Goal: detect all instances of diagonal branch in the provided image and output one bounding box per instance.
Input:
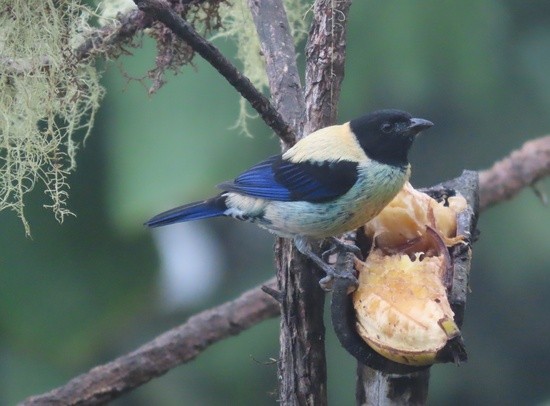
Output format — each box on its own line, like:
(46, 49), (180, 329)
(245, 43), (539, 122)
(133, 0), (294, 144)
(479, 135), (550, 211)
(20, 278), (279, 406)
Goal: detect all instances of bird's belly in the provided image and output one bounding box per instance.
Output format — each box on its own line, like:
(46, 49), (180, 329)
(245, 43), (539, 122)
(262, 164), (409, 239)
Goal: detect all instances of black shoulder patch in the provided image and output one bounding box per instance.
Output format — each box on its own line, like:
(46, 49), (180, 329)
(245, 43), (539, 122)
(218, 155), (358, 203)
(273, 158), (358, 202)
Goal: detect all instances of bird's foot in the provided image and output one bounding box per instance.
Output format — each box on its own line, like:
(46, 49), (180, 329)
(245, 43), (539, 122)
(294, 237), (359, 291)
(322, 237), (363, 262)
(318, 268), (358, 291)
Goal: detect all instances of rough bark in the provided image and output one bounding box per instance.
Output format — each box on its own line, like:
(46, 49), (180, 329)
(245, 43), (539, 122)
(247, 0), (306, 144)
(479, 135), (550, 210)
(304, 0), (353, 129)
(261, 1), (355, 404)
(356, 367), (430, 406)
(247, 0), (330, 404)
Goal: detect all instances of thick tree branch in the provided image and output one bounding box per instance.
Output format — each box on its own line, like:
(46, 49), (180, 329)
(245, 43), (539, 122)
(247, 1), (330, 405)
(247, 0), (306, 145)
(267, 1), (355, 404)
(479, 135), (550, 211)
(20, 278), (278, 406)
(249, 0), (355, 404)
(304, 0), (353, 128)
(133, 0), (294, 144)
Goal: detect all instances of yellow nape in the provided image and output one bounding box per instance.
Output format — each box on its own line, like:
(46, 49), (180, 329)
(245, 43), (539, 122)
(283, 122), (368, 163)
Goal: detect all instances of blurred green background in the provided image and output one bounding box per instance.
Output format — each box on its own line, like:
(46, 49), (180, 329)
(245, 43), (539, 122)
(2, 1), (550, 404)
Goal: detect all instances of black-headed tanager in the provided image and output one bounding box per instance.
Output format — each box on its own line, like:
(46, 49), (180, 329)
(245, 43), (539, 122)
(146, 109), (433, 282)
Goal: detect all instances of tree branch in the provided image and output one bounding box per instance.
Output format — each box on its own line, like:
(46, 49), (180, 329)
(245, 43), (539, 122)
(133, 0), (294, 144)
(75, 8), (153, 61)
(248, 0), (355, 404)
(247, 0), (306, 145)
(271, 1), (354, 404)
(246, 1), (332, 404)
(304, 0), (353, 129)
(77, 1), (218, 62)
(479, 135), (550, 211)
(20, 278), (279, 406)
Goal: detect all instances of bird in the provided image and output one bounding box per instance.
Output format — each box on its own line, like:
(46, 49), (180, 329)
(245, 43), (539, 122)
(145, 109), (433, 284)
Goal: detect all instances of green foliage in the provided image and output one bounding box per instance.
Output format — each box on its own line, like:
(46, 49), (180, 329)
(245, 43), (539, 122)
(0, 0), (104, 235)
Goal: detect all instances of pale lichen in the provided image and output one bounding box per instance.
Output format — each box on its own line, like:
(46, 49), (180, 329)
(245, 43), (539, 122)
(0, 0), (104, 235)
(97, 0), (136, 25)
(213, 0), (311, 136)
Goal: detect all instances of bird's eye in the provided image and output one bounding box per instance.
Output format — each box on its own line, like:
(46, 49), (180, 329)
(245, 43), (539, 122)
(381, 123), (393, 133)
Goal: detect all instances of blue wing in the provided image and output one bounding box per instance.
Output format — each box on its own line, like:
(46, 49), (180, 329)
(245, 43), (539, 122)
(218, 155), (358, 203)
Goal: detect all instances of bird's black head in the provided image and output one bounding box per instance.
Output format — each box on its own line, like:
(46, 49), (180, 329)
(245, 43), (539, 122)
(350, 109), (433, 167)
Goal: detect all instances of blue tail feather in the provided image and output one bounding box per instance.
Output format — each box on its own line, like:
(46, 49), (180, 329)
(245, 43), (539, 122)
(145, 196), (227, 228)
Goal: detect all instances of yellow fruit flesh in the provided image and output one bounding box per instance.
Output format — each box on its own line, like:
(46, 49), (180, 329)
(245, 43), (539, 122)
(353, 183), (467, 366)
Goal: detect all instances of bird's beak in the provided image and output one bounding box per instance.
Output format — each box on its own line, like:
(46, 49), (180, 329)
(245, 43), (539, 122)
(408, 118), (434, 133)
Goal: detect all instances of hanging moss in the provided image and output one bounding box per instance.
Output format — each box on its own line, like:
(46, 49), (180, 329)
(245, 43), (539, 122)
(0, 0), (104, 235)
(212, 0), (311, 136)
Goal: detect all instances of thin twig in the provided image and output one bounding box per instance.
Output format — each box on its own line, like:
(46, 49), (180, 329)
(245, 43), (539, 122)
(20, 278), (278, 406)
(76, 2), (216, 61)
(133, 0), (294, 144)
(479, 135), (550, 211)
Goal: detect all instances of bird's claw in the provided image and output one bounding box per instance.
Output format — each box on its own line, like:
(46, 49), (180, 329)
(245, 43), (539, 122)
(293, 236), (360, 291)
(316, 259), (358, 291)
(319, 269), (358, 291)
(319, 274), (334, 291)
(321, 245), (337, 262)
(323, 237), (364, 261)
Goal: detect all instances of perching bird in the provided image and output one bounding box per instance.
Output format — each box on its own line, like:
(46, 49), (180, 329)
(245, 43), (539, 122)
(146, 109), (433, 282)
